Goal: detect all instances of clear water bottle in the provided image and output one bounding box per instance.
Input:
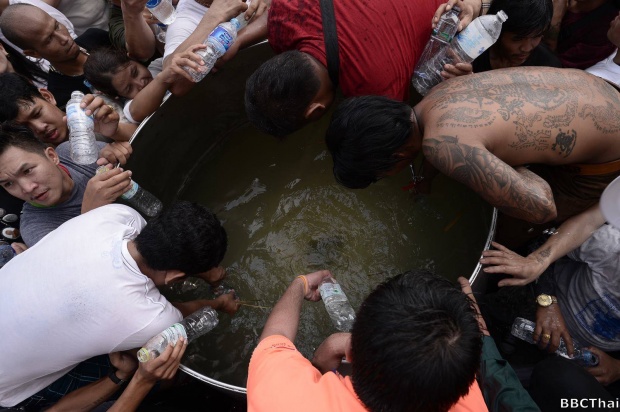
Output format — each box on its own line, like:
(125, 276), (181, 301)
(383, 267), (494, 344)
(146, 0), (176, 25)
(96, 166), (163, 217)
(154, 23), (167, 43)
(66, 91), (98, 165)
(511, 317), (599, 367)
(319, 277), (356, 332)
(414, 11), (507, 95)
(137, 306), (218, 362)
(412, 6), (460, 96)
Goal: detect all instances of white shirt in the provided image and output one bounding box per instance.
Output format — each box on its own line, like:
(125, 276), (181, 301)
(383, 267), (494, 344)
(0, 205), (182, 407)
(164, 0), (208, 60)
(586, 49), (620, 89)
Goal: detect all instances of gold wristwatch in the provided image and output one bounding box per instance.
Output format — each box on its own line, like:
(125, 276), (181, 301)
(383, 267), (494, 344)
(536, 294), (557, 307)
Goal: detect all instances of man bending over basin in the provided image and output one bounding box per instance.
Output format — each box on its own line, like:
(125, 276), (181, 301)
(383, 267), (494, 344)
(326, 67), (620, 226)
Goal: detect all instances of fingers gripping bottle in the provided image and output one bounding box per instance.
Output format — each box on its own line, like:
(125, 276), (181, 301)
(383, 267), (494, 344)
(319, 277), (356, 332)
(510, 317), (599, 367)
(146, 0), (176, 25)
(413, 11), (508, 95)
(184, 3), (251, 82)
(96, 166), (163, 217)
(138, 306), (219, 362)
(412, 6), (461, 96)
(67, 91), (98, 165)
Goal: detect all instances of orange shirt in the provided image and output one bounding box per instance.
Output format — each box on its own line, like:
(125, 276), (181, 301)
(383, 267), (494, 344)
(247, 335), (488, 412)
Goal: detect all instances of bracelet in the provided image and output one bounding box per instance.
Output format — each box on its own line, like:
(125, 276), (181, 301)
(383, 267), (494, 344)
(296, 275), (309, 295)
(107, 367), (128, 386)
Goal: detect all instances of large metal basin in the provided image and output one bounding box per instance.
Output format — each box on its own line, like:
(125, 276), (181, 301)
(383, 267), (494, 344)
(125, 41), (496, 396)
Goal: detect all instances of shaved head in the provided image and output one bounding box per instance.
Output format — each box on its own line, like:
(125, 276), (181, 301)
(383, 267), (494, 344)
(0, 4), (49, 50)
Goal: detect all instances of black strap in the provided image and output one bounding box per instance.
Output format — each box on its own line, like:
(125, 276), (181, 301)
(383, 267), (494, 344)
(319, 0), (340, 88)
(559, 2), (617, 43)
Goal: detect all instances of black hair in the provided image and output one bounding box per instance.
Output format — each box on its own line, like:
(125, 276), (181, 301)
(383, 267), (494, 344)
(325, 96), (413, 189)
(350, 270), (483, 412)
(1, 40), (47, 85)
(84, 47), (132, 98)
(0, 123), (48, 158)
(135, 201), (228, 276)
(0, 4), (40, 50)
(489, 0), (553, 38)
(0, 72), (44, 123)
(245, 50), (321, 137)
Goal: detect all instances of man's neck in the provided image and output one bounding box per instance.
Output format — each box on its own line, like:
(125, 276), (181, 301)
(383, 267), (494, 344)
(51, 52), (88, 76)
(56, 164), (75, 204)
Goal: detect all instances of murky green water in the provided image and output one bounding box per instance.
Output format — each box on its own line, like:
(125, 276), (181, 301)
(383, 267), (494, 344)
(165, 121), (492, 387)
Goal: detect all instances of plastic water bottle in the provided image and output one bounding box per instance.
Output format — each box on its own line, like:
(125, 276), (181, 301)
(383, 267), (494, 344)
(412, 6), (460, 96)
(155, 23), (167, 43)
(414, 11), (507, 95)
(146, 0), (176, 25)
(96, 166), (163, 217)
(319, 277), (356, 332)
(184, 4), (250, 82)
(137, 306), (218, 362)
(511, 317), (599, 367)
(66, 91), (98, 164)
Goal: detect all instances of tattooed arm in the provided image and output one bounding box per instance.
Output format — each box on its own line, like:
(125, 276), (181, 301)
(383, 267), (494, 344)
(422, 136), (557, 223)
(480, 205), (605, 286)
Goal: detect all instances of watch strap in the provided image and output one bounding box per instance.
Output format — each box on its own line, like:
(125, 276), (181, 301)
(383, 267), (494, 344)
(108, 368), (126, 386)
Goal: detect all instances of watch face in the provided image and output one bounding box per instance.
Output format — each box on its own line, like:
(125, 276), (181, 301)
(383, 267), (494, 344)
(537, 294), (552, 307)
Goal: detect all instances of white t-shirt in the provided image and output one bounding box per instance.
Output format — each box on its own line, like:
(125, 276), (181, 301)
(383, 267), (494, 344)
(163, 0), (208, 60)
(0, 204), (182, 407)
(586, 49), (620, 89)
(55, 0), (109, 36)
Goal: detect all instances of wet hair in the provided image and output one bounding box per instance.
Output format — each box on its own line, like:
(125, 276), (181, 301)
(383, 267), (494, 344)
(1, 40), (47, 85)
(84, 47), (132, 98)
(0, 72), (44, 123)
(488, 0), (553, 38)
(350, 270), (483, 412)
(325, 96), (413, 189)
(135, 201), (228, 276)
(0, 4), (42, 50)
(0, 124), (47, 158)
(245, 50), (321, 137)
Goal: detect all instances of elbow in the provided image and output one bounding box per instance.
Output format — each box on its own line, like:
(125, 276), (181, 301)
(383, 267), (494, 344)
(530, 202), (558, 225)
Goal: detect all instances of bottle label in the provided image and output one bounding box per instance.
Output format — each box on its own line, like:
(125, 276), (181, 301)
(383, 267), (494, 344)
(160, 323), (188, 344)
(146, 0), (161, 8)
(320, 283), (344, 299)
(455, 21), (488, 59)
(210, 25), (235, 52)
(121, 180), (138, 200)
(66, 103), (94, 127)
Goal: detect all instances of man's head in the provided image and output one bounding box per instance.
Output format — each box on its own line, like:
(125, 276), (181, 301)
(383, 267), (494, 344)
(350, 270), (482, 412)
(0, 73), (67, 144)
(489, 0), (553, 66)
(245, 50), (333, 137)
(0, 4), (80, 65)
(135, 201), (228, 282)
(325, 96), (416, 189)
(0, 125), (73, 206)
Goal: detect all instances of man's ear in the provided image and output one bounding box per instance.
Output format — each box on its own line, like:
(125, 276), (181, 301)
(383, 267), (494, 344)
(44, 147), (60, 165)
(22, 49), (41, 59)
(164, 269), (186, 285)
(39, 89), (57, 106)
(304, 102), (327, 121)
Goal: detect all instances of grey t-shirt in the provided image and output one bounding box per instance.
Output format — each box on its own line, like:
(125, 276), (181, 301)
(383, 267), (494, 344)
(554, 224), (620, 351)
(19, 141), (106, 246)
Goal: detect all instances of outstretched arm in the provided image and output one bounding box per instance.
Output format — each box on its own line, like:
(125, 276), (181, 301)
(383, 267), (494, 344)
(480, 205), (605, 286)
(422, 136), (557, 224)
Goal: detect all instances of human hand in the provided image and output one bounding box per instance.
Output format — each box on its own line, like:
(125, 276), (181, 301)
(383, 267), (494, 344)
(10, 242), (27, 254)
(534, 304), (573, 355)
(161, 44), (208, 83)
(209, 0), (248, 24)
(243, 0), (268, 21)
(214, 291), (241, 315)
(586, 347), (620, 385)
(199, 266), (227, 286)
(458, 276), (489, 336)
(312, 332), (351, 374)
(121, 0), (148, 16)
(78, 94), (120, 138)
(298, 270), (333, 301)
(480, 241), (548, 287)
(441, 62), (473, 79)
(82, 166), (133, 213)
(134, 338), (187, 384)
(109, 351), (139, 381)
(432, 0), (480, 32)
(97, 142), (133, 166)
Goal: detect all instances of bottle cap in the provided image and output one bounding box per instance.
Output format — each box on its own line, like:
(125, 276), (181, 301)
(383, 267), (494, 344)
(601, 175), (620, 229)
(496, 10), (508, 22)
(137, 348), (151, 363)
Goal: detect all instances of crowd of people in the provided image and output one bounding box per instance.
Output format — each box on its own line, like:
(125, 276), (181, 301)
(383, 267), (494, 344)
(0, 0), (619, 410)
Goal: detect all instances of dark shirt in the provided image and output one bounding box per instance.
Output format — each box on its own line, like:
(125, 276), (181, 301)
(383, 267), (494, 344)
(47, 28), (111, 109)
(472, 43), (562, 73)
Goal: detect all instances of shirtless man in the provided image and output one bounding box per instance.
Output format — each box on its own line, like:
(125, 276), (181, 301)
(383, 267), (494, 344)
(326, 67), (620, 225)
